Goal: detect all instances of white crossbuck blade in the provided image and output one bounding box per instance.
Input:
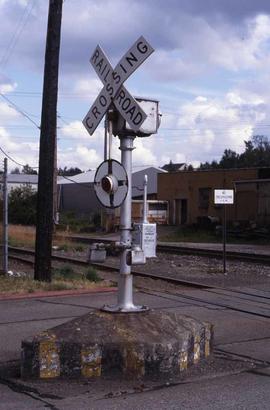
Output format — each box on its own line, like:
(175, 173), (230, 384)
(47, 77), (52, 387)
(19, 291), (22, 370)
(83, 36), (154, 135)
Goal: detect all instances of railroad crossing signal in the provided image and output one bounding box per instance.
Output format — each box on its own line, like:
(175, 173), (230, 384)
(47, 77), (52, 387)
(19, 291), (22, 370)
(83, 36), (154, 135)
(82, 36), (156, 312)
(94, 159), (128, 208)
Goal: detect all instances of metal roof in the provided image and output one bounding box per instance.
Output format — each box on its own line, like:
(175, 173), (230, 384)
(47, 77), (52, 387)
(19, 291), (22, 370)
(58, 166), (166, 185)
(57, 170), (96, 185)
(7, 174), (38, 184)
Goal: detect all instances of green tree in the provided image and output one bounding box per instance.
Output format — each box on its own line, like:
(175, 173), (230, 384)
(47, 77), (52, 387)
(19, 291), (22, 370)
(238, 135), (270, 168)
(22, 164), (38, 175)
(219, 149), (239, 169)
(8, 185), (37, 225)
(199, 135), (270, 169)
(58, 166), (83, 176)
(10, 167), (20, 174)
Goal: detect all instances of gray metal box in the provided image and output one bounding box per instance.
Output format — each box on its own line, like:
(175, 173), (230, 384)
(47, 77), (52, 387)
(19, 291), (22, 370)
(132, 222), (157, 258)
(113, 97), (160, 137)
(88, 245), (106, 263)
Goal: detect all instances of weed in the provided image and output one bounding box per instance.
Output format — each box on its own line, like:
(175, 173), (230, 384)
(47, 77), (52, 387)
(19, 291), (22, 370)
(8, 224), (36, 248)
(74, 244), (84, 252)
(53, 265), (78, 280)
(57, 243), (69, 252)
(48, 282), (73, 291)
(85, 267), (102, 283)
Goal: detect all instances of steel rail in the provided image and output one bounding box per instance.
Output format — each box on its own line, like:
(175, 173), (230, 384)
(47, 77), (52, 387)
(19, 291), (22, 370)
(65, 235), (270, 265)
(8, 246), (270, 299)
(156, 244), (270, 265)
(8, 246), (270, 318)
(8, 246), (208, 289)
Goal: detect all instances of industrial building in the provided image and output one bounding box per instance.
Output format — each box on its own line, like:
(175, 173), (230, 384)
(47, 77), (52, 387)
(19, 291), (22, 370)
(157, 167), (270, 226)
(57, 166), (166, 221)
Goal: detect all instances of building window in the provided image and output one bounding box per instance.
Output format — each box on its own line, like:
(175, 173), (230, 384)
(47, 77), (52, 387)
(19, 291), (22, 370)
(198, 187), (211, 209)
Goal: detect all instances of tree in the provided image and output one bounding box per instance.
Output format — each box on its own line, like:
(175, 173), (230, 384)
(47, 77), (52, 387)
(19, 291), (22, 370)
(22, 164), (38, 175)
(199, 135), (270, 170)
(10, 167), (20, 174)
(8, 186), (37, 225)
(58, 166), (83, 176)
(238, 135), (270, 168)
(219, 149), (239, 169)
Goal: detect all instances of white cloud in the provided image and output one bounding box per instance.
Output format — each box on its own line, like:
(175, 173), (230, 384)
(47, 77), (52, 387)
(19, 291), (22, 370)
(2, 1), (270, 170)
(0, 126), (39, 170)
(73, 78), (102, 99)
(61, 120), (95, 140)
(58, 145), (102, 170)
(0, 82), (17, 94)
(133, 138), (158, 166)
(0, 102), (19, 120)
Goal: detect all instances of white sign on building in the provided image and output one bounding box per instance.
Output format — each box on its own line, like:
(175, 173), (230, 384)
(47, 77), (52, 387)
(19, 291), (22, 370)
(214, 189), (234, 205)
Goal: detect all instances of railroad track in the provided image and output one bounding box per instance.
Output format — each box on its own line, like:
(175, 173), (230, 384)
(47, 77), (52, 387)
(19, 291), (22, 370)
(67, 235), (270, 265)
(8, 246), (270, 318)
(156, 243), (270, 265)
(8, 246), (207, 289)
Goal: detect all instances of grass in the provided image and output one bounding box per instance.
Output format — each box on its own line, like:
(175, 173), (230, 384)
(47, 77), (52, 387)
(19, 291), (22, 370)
(8, 224), (36, 248)
(7, 224), (87, 253)
(85, 267), (102, 283)
(0, 263), (106, 295)
(157, 225), (269, 245)
(157, 226), (219, 243)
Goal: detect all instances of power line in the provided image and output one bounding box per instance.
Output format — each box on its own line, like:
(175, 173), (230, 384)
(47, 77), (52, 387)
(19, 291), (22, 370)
(0, 145), (38, 169)
(0, 93), (40, 129)
(0, 0), (35, 70)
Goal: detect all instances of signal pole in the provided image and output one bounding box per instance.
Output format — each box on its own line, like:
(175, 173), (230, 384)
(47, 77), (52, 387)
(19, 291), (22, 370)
(34, 0), (63, 282)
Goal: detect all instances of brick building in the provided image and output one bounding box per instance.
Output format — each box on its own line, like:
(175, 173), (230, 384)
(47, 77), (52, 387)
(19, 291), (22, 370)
(157, 167), (270, 226)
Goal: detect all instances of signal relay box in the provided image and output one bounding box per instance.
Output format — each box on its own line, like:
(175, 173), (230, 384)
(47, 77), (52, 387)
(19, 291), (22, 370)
(132, 222), (156, 258)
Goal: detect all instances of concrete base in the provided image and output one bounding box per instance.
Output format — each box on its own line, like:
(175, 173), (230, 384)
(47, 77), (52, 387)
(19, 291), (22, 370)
(21, 310), (213, 379)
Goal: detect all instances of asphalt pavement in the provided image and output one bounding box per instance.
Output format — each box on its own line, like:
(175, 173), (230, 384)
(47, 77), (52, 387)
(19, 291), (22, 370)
(0, 282), (270, 409)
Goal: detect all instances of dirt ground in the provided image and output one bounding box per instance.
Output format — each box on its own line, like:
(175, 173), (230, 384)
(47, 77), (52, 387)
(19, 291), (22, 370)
(8, 246), (270, 290)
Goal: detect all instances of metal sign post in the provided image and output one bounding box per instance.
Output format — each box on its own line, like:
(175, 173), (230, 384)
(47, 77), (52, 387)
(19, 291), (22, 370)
(83, 37), (158, 312)
(223, 204), (227, 274)
(214, 189), (234, 274)
(114, 135), (146, 312)
(143, 175), (148, 224)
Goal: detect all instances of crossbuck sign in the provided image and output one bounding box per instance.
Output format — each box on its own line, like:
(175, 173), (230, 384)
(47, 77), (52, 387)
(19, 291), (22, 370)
(83, 36), (154, 135)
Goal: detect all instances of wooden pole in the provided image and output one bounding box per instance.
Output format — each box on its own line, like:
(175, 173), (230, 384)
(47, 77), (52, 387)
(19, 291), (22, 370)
(34, 0), (63, 282)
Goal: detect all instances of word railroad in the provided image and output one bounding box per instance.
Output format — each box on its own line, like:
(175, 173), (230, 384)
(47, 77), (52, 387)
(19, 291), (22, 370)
(83, 36), (154, 135)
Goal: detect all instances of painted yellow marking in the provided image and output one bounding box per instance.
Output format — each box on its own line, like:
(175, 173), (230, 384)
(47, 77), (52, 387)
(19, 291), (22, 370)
(179, 350), (188, 371)
(81, 346), (101, 378)
(123, 346), (145, 377)
(194, 335), (200, 364)
(39, 336), (60, 379)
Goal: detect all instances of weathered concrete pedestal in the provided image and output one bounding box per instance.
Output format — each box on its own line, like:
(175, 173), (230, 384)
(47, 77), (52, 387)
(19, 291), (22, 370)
(21, 310), (213, 379)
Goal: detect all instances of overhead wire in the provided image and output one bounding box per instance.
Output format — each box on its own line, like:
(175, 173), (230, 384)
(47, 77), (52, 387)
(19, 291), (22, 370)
(0, 92), (40, 129)
(0, 146), (38, 169)
(0, 0), (35, 71)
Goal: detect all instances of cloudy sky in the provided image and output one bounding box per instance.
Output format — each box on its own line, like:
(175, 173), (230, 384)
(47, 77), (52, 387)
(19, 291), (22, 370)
(1, 0), (270, 172)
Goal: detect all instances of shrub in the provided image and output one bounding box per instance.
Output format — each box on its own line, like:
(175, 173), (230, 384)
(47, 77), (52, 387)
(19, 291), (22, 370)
(85, 267), (102, 283)
(8, 185), (37, 225)
(52, 265), (77, 280)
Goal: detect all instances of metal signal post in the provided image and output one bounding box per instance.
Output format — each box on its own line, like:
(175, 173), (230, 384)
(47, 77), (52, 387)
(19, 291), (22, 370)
(83, 37), (160, 312)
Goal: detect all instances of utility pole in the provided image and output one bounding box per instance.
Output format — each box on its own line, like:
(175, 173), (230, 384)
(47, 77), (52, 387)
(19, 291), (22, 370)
(1, 158), (8, 275)
(34, 0), (63, 282)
